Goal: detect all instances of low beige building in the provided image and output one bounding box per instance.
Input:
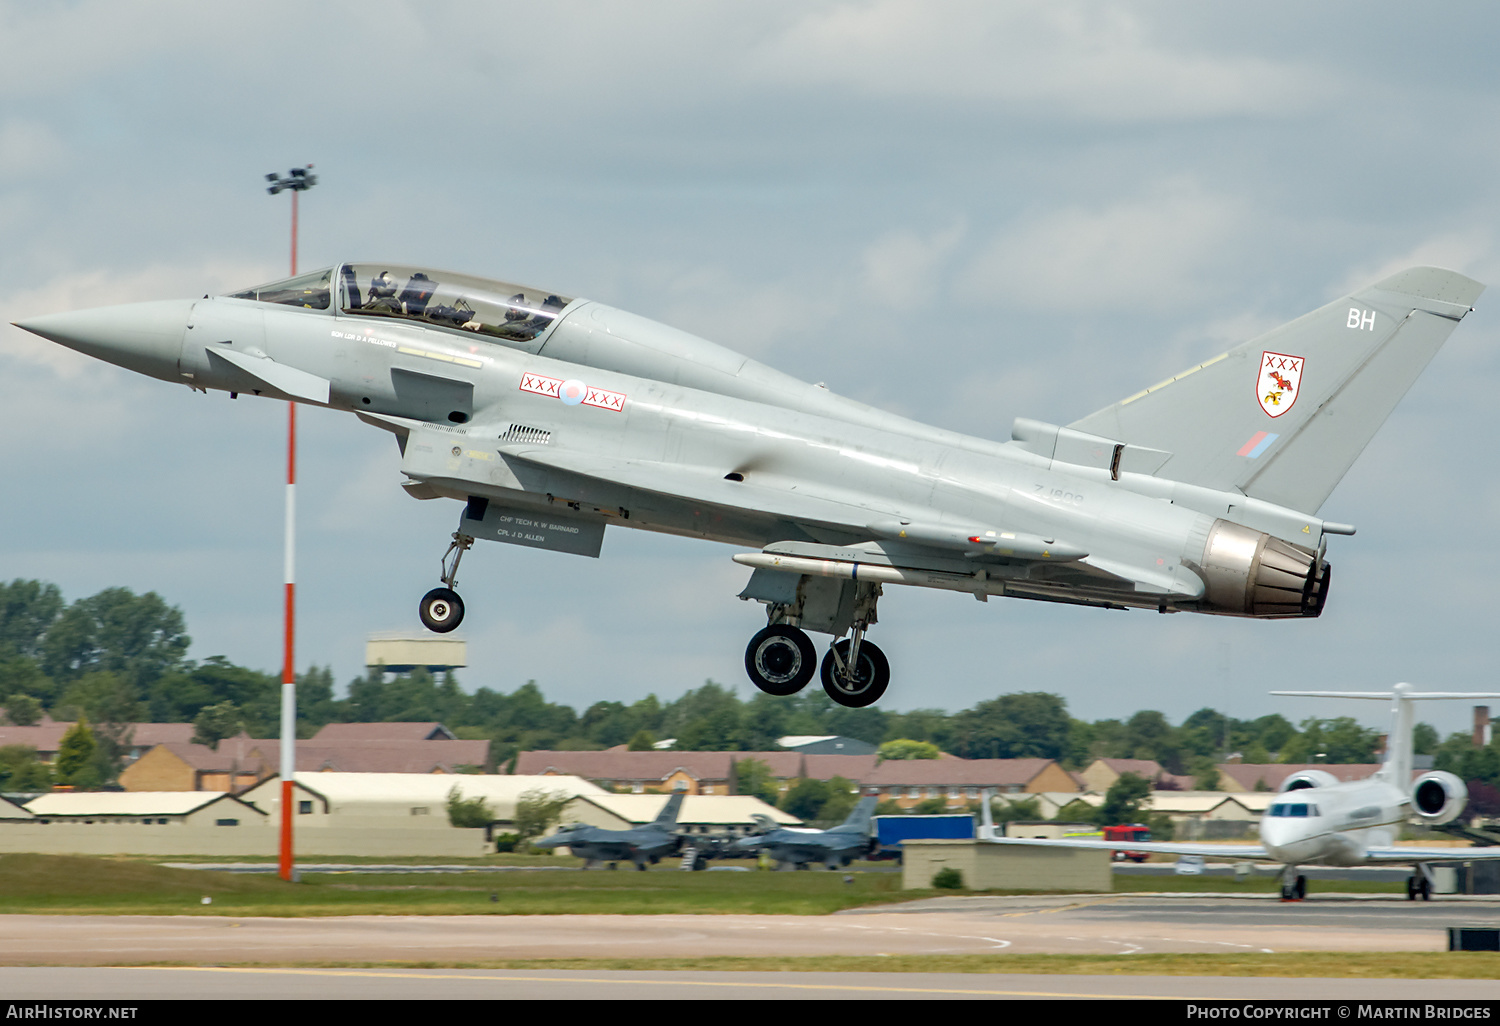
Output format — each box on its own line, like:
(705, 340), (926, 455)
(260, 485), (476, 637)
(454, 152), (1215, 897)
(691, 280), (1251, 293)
(902, 838), (1111, 891)
(0, 791), (276, 856)
(559, 793), (800, 837)
(236, 772), (607, 829)
(1028, 791), (1103, 819)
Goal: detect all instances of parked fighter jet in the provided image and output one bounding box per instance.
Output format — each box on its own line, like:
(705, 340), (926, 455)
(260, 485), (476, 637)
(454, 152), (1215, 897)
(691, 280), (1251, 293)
(982, 684), (1500, 900)
(531, 790), (685, 870)
(731, 795), (878, 869)
(13, 264), (1485, 707)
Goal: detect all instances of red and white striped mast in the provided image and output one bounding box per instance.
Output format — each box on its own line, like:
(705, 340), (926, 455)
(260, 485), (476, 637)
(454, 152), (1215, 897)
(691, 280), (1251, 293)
(265, 165), (316, 883)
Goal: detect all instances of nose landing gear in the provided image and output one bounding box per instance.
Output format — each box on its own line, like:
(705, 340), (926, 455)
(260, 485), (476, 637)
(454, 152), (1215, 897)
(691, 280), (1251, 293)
(419, 532), (473, 633)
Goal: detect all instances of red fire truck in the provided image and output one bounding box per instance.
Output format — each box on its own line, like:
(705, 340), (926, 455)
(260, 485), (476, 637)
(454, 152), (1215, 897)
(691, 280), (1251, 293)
(1101, 823), (1153, 862)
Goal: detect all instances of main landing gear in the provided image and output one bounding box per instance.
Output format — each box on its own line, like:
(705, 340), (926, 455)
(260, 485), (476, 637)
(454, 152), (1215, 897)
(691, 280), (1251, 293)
(419, 532), (473, 633)
(1407, 871), (1433, 901)
(744, 625), (891, 707)
(743, 581), (890, 708)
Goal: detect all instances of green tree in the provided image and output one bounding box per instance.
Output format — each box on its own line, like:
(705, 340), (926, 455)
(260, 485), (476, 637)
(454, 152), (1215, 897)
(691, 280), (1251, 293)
(1190, 758), (1222, 791)
(815, 776), (858, 824)
(779, 778), (832, 820)
(882, 708), (954, 751)
(40, 588), (189, 690)
(878, 739), (940, 761)
(446, 786), (494, 828)
(1278, 717), (1380, 764)
(53, 718), (99, 789)
(1241, 741), (1272, 765)
(663, 681), (743, 750)
(193, 701), (246, 748)
(1095, 772), (1151, 826)
(0, 745), (50, 790)
(0, 580), (63, 659)
(1245, 713), (1297, 758)
(950, 692), (1069, 760)
(1413, 723), (1439, 756)
(1119, 710), (1182, 772)
(627, 729), (657, 751)
(910, 797), (950, 815)
(990, 795), (1042, 823)
(513, 788), (571, 843)
(4, 694), (42, 726)
(734, 757), (780, 804)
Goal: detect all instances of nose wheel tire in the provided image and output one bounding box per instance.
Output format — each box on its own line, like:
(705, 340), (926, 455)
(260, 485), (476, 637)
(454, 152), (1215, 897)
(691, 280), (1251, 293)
(419, 587), (465, 633)
(820, 638), (890, 708)
(745, 625), (817, 696)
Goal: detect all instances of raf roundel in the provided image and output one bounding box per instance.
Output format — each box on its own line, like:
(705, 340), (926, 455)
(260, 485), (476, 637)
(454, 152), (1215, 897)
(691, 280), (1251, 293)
(558, 379), (587, 406)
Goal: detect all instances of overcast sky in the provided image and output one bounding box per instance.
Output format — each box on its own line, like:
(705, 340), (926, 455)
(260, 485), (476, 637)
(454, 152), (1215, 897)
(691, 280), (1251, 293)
(3, 1), (1499, 737)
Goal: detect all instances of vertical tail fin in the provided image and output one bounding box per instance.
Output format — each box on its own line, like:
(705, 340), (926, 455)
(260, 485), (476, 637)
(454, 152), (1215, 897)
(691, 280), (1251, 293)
(830, 794), (878, 834)
(1271, 685), (1500, 785)
(653, 790), (685, 827)
(1071, 268), (1484, 514)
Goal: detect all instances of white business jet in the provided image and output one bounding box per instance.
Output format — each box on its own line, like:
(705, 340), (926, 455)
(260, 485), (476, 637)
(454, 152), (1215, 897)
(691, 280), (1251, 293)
(982, 684), (1500, 900)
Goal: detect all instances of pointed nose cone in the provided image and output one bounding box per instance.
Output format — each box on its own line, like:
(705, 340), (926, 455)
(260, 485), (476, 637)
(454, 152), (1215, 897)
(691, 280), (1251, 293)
(14, 299), (194, 382)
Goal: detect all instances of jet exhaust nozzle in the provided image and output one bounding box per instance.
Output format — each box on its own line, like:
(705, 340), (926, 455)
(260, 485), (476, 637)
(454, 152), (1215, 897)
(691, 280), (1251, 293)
(1193, 519), (1330, 619)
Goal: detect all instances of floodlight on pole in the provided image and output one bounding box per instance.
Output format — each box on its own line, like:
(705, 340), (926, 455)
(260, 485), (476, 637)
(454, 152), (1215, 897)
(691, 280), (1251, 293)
(265, 164), (316, 884)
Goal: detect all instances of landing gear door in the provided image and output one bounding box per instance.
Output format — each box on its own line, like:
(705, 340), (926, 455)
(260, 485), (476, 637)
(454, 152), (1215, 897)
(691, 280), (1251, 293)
(461, 500), (606, 558)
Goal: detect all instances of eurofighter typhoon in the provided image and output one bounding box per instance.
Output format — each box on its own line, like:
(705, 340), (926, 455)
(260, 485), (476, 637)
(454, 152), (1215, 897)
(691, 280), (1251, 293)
(14, 264), (1484, 707)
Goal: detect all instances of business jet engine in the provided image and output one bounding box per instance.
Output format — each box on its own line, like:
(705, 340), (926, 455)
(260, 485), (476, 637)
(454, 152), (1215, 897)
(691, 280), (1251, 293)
(1280, 770), (1340, 792)
(1410, 771), (1467, 825)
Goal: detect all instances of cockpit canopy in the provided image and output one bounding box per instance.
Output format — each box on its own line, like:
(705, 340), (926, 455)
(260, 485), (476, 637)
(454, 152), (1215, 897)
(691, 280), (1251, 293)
(229, 264), (575, 345)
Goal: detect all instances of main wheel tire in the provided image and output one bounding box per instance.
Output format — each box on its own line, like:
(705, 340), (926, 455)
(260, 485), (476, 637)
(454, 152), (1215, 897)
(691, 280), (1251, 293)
(745, 625), (817, 696)
(419, 587), (465, 632)
(820, 638), (890, 708)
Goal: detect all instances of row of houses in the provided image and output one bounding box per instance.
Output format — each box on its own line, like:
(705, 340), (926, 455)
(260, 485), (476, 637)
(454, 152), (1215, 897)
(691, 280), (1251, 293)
(517, 748), (1386, 809)
(1, 718), (1391, 810)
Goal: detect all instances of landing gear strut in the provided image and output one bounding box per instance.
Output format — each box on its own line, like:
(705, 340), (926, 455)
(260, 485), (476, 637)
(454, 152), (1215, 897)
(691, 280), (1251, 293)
(419, 532), (472, 633)
(1279, 868), (1307, 901)
(820, 634), (890, 708)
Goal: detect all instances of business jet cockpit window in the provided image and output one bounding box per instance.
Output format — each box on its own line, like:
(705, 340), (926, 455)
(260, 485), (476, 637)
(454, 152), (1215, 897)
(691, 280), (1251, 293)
(335, 264), (574, 346)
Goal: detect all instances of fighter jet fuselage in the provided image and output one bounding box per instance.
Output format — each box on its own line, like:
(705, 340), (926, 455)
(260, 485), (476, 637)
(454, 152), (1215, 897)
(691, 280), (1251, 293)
(16, 262), (1484, 707)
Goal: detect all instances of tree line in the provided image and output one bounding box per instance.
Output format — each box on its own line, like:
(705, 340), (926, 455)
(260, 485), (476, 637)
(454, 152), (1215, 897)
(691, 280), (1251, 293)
(3, 579), (1494, 804)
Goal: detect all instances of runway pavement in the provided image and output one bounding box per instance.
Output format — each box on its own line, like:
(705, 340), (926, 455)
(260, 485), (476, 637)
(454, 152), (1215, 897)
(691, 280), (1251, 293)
(2, 893), (1497, 966)
(3, 965), (1499, 1001)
